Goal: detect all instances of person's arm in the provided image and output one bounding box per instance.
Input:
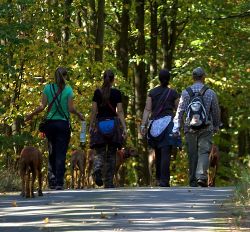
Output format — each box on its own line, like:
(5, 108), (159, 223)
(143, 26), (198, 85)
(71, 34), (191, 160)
(172, 91), (188, 134)
(68, 96), (84, 121)
(140, 96), (152, 136)
(117, 102), (127, 138)
(174, 98), (180, 111)
(89, 102), (98, 132)
(25, 93), (47, 121)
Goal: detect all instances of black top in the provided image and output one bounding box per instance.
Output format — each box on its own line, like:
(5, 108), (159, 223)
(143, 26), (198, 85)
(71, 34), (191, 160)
(93, 88), (122, 118)
(148, 86), (179, 118)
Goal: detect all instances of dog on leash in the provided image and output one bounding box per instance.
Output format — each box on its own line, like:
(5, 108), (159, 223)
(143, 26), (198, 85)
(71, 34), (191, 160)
(114, 147), (137, 186)
(86, 149), (95, 187)
(20, 146), (43, 198)
(70, 149), (87, 189)
(208, 144), (219, 187)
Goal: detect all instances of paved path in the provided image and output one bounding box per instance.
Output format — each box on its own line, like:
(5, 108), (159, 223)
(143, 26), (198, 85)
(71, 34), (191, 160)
(0, 187), (233, 232)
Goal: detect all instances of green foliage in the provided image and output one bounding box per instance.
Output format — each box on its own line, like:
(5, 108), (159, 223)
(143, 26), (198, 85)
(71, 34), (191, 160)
(234, 161), (250, 206)
(0, 0), (249, 187)
(0, 168), (21, 192)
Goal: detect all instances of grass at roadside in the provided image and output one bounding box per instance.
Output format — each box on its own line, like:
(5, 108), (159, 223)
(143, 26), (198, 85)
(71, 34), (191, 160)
(0, 168), (21, 193)
(229, 165), (250, 231)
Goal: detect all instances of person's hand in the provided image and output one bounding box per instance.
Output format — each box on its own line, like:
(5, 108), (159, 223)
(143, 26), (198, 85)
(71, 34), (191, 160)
(172, 131), (180, 137)
(89, 125), (94, 133)
(140, 125), (147, 137)
(122, 128), (127, 140)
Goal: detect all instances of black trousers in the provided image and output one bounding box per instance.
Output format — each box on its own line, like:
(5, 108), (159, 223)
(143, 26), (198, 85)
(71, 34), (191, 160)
(155, 145), (171, 186)
(45, 120), (71, 187)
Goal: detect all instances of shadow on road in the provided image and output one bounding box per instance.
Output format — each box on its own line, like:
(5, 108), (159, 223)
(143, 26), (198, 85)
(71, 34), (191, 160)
(0, 187), (233, 231)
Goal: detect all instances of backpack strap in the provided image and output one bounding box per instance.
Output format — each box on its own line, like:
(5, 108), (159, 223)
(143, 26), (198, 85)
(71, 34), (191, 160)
(199, 85), (209, 96)
(186, 87), (194, 97)
(152, 88), (171, 118)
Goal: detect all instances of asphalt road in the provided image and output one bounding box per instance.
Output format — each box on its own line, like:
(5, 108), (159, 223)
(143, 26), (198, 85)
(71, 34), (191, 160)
(0, 187), (233, 232)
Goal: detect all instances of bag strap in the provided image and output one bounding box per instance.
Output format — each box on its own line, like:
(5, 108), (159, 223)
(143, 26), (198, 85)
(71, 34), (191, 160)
(47, 84), (62, 113)
(199, 85), (209, 96)
(52, 84), (69, 120)
(152, 88), (171, 118)
(186, 85), (209, 97)
(186, 87), (194, 97)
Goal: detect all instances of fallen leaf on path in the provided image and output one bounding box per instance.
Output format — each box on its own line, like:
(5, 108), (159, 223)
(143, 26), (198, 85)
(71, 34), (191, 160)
(11, 201), (17, 207)
(100, 212), (108, 219)
(43, 217), (49, 224)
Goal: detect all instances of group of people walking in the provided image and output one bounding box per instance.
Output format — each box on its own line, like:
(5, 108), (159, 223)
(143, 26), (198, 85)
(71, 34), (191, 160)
(25, 66), (220, 189)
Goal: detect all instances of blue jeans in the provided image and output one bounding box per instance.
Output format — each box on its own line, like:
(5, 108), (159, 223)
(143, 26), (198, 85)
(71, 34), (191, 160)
(185, 130), (212, 186)
(45, 120), (71, 187)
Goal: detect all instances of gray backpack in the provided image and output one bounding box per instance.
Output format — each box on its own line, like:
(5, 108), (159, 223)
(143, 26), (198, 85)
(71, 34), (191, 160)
(185, 86), (209, 130)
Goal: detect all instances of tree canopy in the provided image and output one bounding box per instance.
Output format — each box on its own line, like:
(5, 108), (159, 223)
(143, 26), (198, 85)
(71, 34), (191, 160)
(0, 0), (249, 187)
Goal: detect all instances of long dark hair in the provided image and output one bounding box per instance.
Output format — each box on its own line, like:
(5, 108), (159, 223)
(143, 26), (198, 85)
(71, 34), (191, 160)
(159, 69), (170, 87)
(101, 69), (114, 106)
(55, 67), (68, 90)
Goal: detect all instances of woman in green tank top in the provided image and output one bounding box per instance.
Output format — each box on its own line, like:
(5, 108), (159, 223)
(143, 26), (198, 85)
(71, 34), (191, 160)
(25, 67), (83, 190)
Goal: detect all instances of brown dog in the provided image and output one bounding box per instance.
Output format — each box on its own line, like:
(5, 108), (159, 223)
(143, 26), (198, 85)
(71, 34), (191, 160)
(86, 149), (95, 187)
(148, 148), (156, 186)
(208, 144), (219, 187)
(114, 147), (137, 186)
(20, 146), (43, 198)
(70, 149), (86, 189)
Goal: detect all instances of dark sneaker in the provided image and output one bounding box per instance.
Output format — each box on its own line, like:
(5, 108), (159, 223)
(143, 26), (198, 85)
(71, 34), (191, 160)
(93, 170), (103, 187)
(197, 179), (208, 187)
(104, 184), (115, 188)
(159, 181), (170, 187)
(190, 180), (198, 187)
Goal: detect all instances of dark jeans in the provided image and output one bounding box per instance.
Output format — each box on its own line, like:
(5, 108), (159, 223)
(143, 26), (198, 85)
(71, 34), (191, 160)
(45, 120), (71, 187)
(155, 145), (171, 186)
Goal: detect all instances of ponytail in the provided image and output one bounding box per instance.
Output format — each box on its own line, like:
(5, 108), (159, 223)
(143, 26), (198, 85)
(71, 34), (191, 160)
(55, 67), (67, 90)
(101, 69), (114, 106)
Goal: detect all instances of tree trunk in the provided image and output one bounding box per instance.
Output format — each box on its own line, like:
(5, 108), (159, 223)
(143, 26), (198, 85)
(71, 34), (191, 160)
(134, 0), (149, 185)
(150, 0), (158, 79)
(64, 0), (73, 43)
(95, 0), (105, 62)
(220, 106), (231, 154)
(238, 129), (249, 158)
(160, 0), (178, 70)
(117, 0), (131, 80)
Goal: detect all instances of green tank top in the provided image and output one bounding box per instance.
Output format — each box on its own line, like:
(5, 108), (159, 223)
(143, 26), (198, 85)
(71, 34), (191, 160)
(43, 84), (73, 121)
